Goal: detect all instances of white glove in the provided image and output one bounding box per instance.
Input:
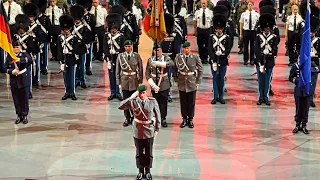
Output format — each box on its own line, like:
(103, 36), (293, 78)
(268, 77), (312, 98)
(130, 91), (139, 100)
(311, 51), (316, 57)
(75, 55), (79, 60)
(118, 85), (122, 91)
(148, 78), (160, 92)
(212, 62), (218, 71)
(196, 84), (199, 90)
(259, 65), (265, 73)
(263, 49), (269, 55)
(107, 61), (112, 69)
(215, 50), (222, 56)
(151, 61), (166, 68)
(60, 64), (65, 71)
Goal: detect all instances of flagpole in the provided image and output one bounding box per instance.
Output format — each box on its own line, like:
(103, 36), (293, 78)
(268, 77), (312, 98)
(154, 0), (160, 85)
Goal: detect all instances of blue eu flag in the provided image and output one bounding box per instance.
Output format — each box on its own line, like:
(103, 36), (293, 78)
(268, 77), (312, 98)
(298, 0), (311, 95)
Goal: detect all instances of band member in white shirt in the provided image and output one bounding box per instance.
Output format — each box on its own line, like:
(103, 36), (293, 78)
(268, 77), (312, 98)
(193, 0), (213, 64)
(90, 0), (108, 61)
(46, 0), (64, 61)
(3, 0), (23, 26)
(239, 0), (259, 65)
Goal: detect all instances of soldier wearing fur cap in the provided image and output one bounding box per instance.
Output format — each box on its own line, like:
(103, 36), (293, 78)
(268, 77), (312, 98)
(57, 15), (80, 101)
(119, 0), (140, 52)
(118, 84), (161, 180)
(208, 5), (232, 105)
(77, 0), (96, 75)
(70, 5), (90, 89)
(31, 0), (52, 76)
(254, 6), (279, 106)
(103, 13), (125, 101)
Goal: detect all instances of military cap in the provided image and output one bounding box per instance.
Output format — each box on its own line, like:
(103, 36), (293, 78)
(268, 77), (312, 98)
(12, 39), (21, 47)
(164, 13), (175, 35)
(31, 0), (48, 13)
(137, 85), (147, 92)
(23, 3), (39, 17)
(59, 15), (74, 29)
(119, 0), (133, 10)
(110, 5), (125, 19)
(153, 44), (162, 50)
(259, 6), (275, 29)
(259, 0), (274, 9)
(213, 5), (228, 29)
(15, 14), (30, 31)
(311, 16), (320, 33)
(183, 42), (191, 48)
(216, 0), (231, 17)
(124, 40), (133, 46)
(70, 5), (85, 20)
(106, 13), (122, 29)
(77, 0), (92, 10)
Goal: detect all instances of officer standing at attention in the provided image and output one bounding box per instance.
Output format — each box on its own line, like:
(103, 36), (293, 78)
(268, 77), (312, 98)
(104, 13), (125, 101)
(118, 85), (160, 180)
(31, 0), (51, 76)
(46, 0), (64, 62)
(173, 42), (203, 128)
(116, 40), (143, 127)
(90, 0), (108, 61)
(57, 15), (80, 101)
(285, 4), (304, 66)
(77, 0), (96, 76)
(255, 6), (279, 106)
(70, 5), (90, 89)
(4, 41), (33, 124)
(146, 44), (174, 128)
(193, 0), (213, 64)
(233, 0), (247, 54)
(208, 5), (232, 105)
(239, 0), (259, 65)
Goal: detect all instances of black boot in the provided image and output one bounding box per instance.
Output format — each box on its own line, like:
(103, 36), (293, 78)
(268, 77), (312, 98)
(180, 118), (187, 128)
(15, 115), (22, 124)
(161, 118), (168, 128)
(22, 116), (28, 124)
(292, 123), (300, 133)
(80, 82), (87, 89)
(301, 125), (309, 134)
(136, 168), (144, 180)
(71, 94), (77, 101)
(62, 93), (70, 100)
(188, 118), (194, 128)
(145, 167), (152, 180)
(123, 119), (130, 127)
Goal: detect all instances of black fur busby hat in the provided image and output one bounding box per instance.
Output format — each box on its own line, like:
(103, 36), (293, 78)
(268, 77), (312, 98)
(106, 13), (122, 29)
(59, 15), (74, 29)
(31, 0), (48, 13)
(23, 3), (39, 17)
(216, 0), (231, 17)
(164, 13), (175, 34)
(77, 0), (92, 10)
(15, 14), (30, 31)
(311, 16), (320, 33)
(213, 5), (228, 29)
(119, 0), (133, 11)
(70, 5), (85, 20)
(300, 1), (319, 20)
(166, 0), (182, 14)
(259, 6), (275, 29)
(110, 5), (125, 19)
(259, 0), (274, 9)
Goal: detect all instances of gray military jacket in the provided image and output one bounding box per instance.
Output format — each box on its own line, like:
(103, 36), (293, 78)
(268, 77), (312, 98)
(119, 96), (161, 139)
(116, 52), (143, 91)
(145, 55), (174, 91)
(173, 53), (203, 92)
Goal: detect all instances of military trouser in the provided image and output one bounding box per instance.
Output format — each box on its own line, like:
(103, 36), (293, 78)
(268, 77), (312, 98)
(243, 30), (256, 63)
(179, 90), (197, 119)
(0, 48), (5, 73)
(134, 137), (154, 169)
(311, 72), (319, 103)
(237, 23), (243, 50)
(40, 42), (49, 71)
(122, 90), (136, 120)
(32, 53), (41, 85)
(151, 89), (169, 119)
(11, 85), (30, 116)
(288, 31), (299, 64)
(294, 95), (311, 126)
(76, 53), (86, 84)
(211, 65), (227, 100)
(85, 42), (93, 71)
(256, 65), (273, 101)
(108, 54), (121, 96)
(197, 28), (210, 62)
(63, 65), (76, 96)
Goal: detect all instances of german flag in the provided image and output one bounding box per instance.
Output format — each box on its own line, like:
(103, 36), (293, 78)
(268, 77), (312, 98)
(0, 0), (18, 61)
(143, 0), (167, 43)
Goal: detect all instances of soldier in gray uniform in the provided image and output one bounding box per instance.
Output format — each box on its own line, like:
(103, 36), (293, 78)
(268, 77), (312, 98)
(118, 85), (160, 180)
(146, 44), (174, 128)
(116, 40), (143, 127)
(173, 42), (203, 128)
